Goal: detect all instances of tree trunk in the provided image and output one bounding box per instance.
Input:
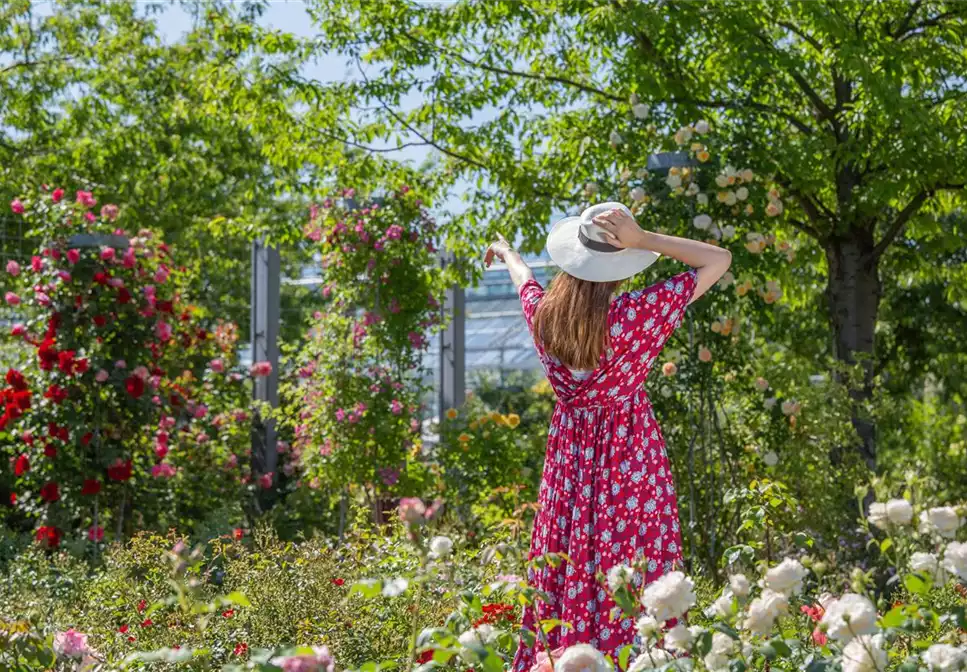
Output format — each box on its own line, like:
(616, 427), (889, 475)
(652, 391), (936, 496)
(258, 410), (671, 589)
(824, 230), (880, 471)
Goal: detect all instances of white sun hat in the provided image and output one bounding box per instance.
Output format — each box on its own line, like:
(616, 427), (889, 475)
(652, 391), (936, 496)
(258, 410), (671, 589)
(546, 202), (660, 282)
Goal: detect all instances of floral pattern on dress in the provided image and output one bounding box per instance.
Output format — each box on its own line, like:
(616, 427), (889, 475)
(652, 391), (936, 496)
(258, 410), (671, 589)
(512, 269), (697, 670)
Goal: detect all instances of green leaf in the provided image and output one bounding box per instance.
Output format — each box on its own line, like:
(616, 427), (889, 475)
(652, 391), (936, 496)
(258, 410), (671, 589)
(540, 618), (570, 635)
(350, 579), (383, 599)
(618, 644), (633, 671)
(225, 591), (251, 607)
(880, 605), (907, 628)
(903, 573), (930, 596)
(880, 538), (893, 554)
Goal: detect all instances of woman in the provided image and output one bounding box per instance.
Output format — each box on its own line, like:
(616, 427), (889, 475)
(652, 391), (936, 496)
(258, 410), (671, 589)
(484, 202), (732, 668)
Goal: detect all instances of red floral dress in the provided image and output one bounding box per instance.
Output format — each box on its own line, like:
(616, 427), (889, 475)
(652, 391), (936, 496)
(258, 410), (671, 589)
(512, 269), (697, 670)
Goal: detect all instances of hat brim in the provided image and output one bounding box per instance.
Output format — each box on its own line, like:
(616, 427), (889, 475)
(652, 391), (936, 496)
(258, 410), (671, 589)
(546, 207), (660, 282)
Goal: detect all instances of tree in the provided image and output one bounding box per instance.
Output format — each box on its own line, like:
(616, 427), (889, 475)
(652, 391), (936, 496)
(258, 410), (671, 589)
(304, 0), (967, 468)
(0, 1), (323, 331)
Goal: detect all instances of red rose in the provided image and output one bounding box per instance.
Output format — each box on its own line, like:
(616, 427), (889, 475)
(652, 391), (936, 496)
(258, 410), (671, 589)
(35, 525), (61, 548)
(331, 578), (345, 587)
(106, 458), (133, 482)
(93, 271), (109, 285)
(125, 375), (144, 399)
(9, 492), (16, 505)
(5, 369), (27, 390)
(81, 432), (93, 446)
(75, 358), (89, 374)
(137, 599), (147, 613)
(81, 479), (101, 495)
(44, 384), (68, 404)
(140, 619), (153, 628)
(39, 482), (60, 503)
(117, 287), (131, 304)
(44, 444), (57, 459)
(14, 454), (29, 476)
(233, 643), (248, 657)
(93, 315), (107, 327)
(48, 423), (69, 441)
(232, 528), (245, 541)
(52, 188), (64, 203)
(417, 650), (434, 665)
(157, 300), (174, 314)
(37, 338), (58, 371)
(222, 609), (234, 619)
(57, 350), (76, 375)
(119, 624), (129, 634)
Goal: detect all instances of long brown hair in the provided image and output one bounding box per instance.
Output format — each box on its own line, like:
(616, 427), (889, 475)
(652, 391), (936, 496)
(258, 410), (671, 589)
(531, 272), (621, 370)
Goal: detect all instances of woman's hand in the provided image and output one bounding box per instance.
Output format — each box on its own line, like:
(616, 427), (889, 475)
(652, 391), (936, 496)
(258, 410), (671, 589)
(484, 233), (514, 267)
(591, 208), (647, 249)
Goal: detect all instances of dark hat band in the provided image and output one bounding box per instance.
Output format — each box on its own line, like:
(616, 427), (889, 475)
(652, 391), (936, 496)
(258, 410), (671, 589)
(578, 228), (622, 253)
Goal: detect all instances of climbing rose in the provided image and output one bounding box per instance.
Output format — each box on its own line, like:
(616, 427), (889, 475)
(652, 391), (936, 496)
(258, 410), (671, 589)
(10, 199), (24, 214)
(841, 635), (886, 672)
(39, 482), (61, 503)
(76, 190), (96, 207)
(51, 188), (64, 203)
(35, 525), (62, 548)
(270, 646), (335, 672)
(5, 292), (20, 306)
(661, 362), (677, 377)
(919, 507), (963, 538)
(88, 526), (104, 542)
(5, 260), (20, 276)
(250, 361), (273, 377)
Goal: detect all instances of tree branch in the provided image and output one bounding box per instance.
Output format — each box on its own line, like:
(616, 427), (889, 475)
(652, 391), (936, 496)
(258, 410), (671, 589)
(890, 0), (924, 38)
(869, 190), (931, 261)
(673, 96), (815, 135)
(787, 218), (823, 240)
(897, 10), (964, 41)
(777, 21), (823, 53)
(0, 56), (71, 75)
(402, 34), (623, 104)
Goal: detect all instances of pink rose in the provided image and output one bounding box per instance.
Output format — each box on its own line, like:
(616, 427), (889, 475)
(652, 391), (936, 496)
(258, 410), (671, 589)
(209, 358), (225, 373)
(100, 247), (115, 261)
(53, 629), (90, 658)
(398, 497), (426, 524)
(76, 191), (96, 207)
(258, 472), (274, 489)
(101, 204), (119, 221)
(5, 260), (20, 276)
(154, 266), (169, 284)
(122, 247), (136, 268)
(698, 347), (713, 363)
(95, 369), (109, 383)
(4, 292), (20, 306)
(250, 361), (272, 377)
(10, 199), (24, 214)
(51, 188), (64, 203)
(662, 362), (678, 377)
(154, 321), (172, 341)
(67, 249), (80, 264)
(152, 463), (177, 479)
(11, 323), (26, 336)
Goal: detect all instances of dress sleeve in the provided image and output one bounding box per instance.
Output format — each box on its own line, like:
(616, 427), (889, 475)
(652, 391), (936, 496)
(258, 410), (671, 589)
(518, 278), (545, 334)
(620, 269), (697, 347)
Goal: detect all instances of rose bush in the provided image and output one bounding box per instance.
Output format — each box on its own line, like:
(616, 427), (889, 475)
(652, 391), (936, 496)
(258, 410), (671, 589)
(1, 188), (254, 546)
(279, 187), (448, 520)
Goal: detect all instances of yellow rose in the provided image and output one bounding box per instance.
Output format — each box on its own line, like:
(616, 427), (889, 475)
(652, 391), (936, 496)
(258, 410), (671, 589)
(458, 432), (471, 443)
(696, 150), (710, 163)
(507, 414), (521, 428)
(445, 408), (458, 420)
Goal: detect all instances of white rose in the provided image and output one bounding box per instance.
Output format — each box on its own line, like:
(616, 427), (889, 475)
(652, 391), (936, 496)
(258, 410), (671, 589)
(820, 593), (877, 642)
(641, 570), (696, 623)
(674, 126), (693, 145)
(696, 193), (709, 206)
(942, 541), (967, 582)
(610, 130), (624, 146)
(765, 201), (783, 217)
(607, 563), (634, 592)
(842, 635), (887, 672)
(920, 507), (963, 538)
(632, 103), (651, 119)
(630, 186), (646, 202)
(636, 614), (662, 639)
(665, 174), (682, 189)
(780, 399), (800, 416)
(685, 182), (700, 196)
(720, 224), (736, 239)
(704, 632), (735, 672)
(910, 552), (944, 582)
(694, 120), (710, 135)
(715, 174), (729, 188)
(764, 558), (807, 596)
(693, 214), (713, 230)
(922, 644), (965, 672)
(885, 499), (914, 525)
(764, 397), (777, 410)
(763, 451), (779, 467)
(628, 648), (673, 672)
(867, 502), (889, 530)
(636, 168), (650, 179)
(382, 577), (409, 597)
(663, 624), (693, 652)
(740, 169), (755, 182)
(729, 574), (751, 598)
(742, 589), (788, 635)
(735, 186), (749, 201)
(554, 644), (609, 672)
(724, 191), (738, 206)
(458, 623), (495, 648)
(429, 535), (453, 559)
(660, 386), (673, 398)
(706, 593), (734, 619)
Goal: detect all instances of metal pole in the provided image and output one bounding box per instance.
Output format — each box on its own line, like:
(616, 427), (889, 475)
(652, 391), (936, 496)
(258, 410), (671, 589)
(438, 254), (466, 414)
(251, 238), (280, 480)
